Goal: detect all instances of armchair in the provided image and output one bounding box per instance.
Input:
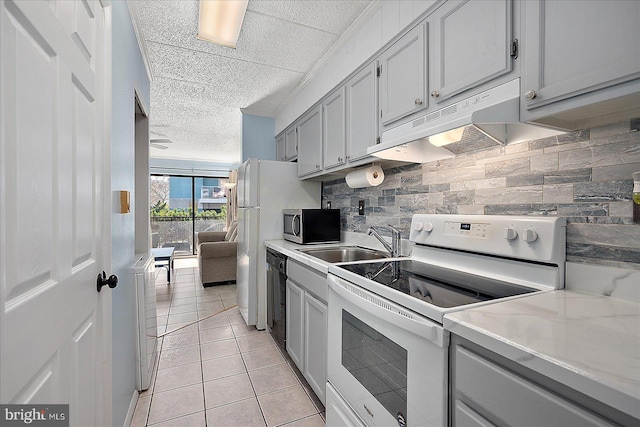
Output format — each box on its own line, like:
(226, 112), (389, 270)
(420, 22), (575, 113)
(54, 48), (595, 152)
(197, 221), (238, 286)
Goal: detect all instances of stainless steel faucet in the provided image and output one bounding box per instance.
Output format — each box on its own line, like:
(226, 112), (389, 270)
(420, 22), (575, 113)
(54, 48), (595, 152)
(367, 225), (401, 258)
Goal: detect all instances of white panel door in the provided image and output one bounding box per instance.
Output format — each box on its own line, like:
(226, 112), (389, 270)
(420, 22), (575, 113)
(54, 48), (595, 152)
(0, 0), (111, 425)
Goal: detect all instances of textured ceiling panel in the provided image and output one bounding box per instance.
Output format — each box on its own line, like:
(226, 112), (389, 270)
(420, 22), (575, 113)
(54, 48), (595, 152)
(148, 42), (304, 107)
(137, 1), (340, 73)
(135, 0), (371, 162)
(247, 0), (371, 34)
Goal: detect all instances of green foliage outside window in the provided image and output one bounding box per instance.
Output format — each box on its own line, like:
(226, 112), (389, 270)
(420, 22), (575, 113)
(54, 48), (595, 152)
(151, 200), (226, 220)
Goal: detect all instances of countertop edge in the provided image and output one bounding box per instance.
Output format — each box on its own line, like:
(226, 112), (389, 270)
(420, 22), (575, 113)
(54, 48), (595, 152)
(444, 293), (640, 420)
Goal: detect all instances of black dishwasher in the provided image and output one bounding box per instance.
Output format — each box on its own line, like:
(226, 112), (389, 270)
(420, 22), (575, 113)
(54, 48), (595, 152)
(266, 248), (287, 350)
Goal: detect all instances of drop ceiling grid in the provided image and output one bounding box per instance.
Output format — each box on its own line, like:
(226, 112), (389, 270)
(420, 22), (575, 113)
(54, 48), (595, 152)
(135, 0), (371, 163)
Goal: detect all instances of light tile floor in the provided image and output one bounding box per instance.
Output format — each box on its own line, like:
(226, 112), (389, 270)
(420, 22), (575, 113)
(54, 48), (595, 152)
(131, 257), (325, 427)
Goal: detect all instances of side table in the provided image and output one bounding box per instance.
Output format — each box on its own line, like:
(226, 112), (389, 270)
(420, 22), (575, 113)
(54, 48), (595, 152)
(151, 247), (175, 282)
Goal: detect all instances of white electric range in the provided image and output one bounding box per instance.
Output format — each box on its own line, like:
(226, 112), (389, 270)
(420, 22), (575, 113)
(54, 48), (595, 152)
(326, 214), (566, 427)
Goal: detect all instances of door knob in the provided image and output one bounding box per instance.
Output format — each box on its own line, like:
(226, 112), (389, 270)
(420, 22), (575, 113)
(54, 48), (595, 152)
(97, 271), (118, 292)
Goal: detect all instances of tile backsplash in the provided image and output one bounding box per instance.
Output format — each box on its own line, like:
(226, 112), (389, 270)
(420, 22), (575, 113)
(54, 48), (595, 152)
(323, 119), (640, 270)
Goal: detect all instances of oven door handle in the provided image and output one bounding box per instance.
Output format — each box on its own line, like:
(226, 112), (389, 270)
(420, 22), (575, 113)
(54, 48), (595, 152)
(328, 275), (439, 343)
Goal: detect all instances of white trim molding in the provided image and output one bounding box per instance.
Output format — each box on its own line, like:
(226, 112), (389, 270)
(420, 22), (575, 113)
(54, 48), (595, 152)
(126, 0), (153, 82)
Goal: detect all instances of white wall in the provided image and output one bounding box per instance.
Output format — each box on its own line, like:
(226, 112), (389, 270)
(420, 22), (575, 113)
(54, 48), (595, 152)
(275, 0), (440, 134)
(111, 2), (151, 425)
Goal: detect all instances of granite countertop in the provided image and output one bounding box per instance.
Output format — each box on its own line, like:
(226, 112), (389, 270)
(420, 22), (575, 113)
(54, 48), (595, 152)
(444, 290), (640, 420)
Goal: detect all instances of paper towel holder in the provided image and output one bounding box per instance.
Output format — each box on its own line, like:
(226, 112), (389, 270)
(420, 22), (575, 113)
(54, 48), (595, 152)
(345, 163), (385, 189)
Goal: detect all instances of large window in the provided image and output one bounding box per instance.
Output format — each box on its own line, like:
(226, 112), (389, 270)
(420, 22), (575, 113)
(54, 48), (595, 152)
(150, 175), (229, 255)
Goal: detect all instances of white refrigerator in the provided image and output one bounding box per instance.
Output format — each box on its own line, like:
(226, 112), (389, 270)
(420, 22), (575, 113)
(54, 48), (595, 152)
(236, 159), (321, 329)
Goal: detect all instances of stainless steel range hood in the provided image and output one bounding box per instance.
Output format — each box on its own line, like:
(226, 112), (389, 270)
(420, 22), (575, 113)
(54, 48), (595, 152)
(368, 79), (566, 163)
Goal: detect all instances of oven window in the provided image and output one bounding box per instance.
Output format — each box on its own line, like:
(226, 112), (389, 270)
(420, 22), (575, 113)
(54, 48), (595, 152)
(342, 310), (408, 421)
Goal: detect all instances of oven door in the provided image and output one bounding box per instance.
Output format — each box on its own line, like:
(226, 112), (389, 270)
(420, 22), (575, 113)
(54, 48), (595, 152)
(327, 274), (448, 427)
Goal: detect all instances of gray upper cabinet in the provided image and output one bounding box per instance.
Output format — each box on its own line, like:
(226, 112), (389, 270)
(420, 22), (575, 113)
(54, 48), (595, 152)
(346, 62), (378, 162)
(297, 105), (323, 177)
(430, 0), (513, 104)
(378, 21), (428, 128)
(323, 87), (346, 170)
(285, 126), (298, 161)
(275, 133), (286, 161)
(522, 0), (640, 114)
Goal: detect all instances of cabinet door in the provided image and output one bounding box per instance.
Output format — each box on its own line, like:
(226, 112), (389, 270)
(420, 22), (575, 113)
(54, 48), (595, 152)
(430, 0), (512, 104)
(286, 280), (304, 371)
(275, 134), (286, 161)
(285, 126), (298, 160)
(523, 0), (640, 110)
(297, 105), (323, 177)
(323, 87), (346, 170)
(304, 292), (327, 405)
(346, 62), (378, 162)
(378, 21), (428, 127)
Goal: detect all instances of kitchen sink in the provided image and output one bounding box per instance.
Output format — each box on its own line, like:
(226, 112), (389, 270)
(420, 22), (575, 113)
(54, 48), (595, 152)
(298, 246), (389, 263)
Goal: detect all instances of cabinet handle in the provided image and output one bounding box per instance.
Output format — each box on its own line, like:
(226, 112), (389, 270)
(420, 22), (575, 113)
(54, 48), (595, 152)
(524, 90), (537, 100)
(415, 98), (423, 105)
(431, 91), (439, 98)
(316, 164), (320, 169)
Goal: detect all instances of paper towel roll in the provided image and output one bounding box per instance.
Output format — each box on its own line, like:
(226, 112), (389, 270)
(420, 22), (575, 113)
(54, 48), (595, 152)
(345, 165), (385, 188)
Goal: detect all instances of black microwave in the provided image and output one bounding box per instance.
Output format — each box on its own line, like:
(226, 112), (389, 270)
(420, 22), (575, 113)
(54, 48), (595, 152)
(283, 209), (341, 244)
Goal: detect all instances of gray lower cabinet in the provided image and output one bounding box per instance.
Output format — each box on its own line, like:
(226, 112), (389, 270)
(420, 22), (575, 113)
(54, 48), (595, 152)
(297, 105), (323, 177)
(450, 335), (632, 427)
(346, 62), (378, 163)
(429, 0), (513, 105)
(521, 0), (640, 122)
(285, 279), (304, 369)
(378, 20), (428, 130)
(303, 291), (327, 405)
(323, 87), (346, 170)
(285, 260), (328, 405)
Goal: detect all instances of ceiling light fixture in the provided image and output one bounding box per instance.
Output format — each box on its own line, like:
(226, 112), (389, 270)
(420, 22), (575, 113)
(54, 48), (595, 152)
(197, 0), (248, 48)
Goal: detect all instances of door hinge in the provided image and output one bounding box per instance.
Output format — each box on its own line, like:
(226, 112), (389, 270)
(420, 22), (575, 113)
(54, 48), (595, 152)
(376, 137), (381, 145)
(376, 65), (381, 77)
(510, 39), (518, 59)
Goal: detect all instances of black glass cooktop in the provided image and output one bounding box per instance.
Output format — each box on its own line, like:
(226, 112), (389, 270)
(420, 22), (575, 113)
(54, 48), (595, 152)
(338, 260), (536, 309)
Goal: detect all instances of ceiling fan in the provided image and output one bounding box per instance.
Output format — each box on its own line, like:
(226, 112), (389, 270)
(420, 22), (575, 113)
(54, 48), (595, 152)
(150, 138), (173, 150)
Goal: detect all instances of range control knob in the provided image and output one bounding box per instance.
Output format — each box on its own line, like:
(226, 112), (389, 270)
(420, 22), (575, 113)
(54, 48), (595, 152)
(423, 223), (434, 232)
(522, 229), (538, 243)
(413, 222), (424, 231)
(504, 227), (518, 240)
